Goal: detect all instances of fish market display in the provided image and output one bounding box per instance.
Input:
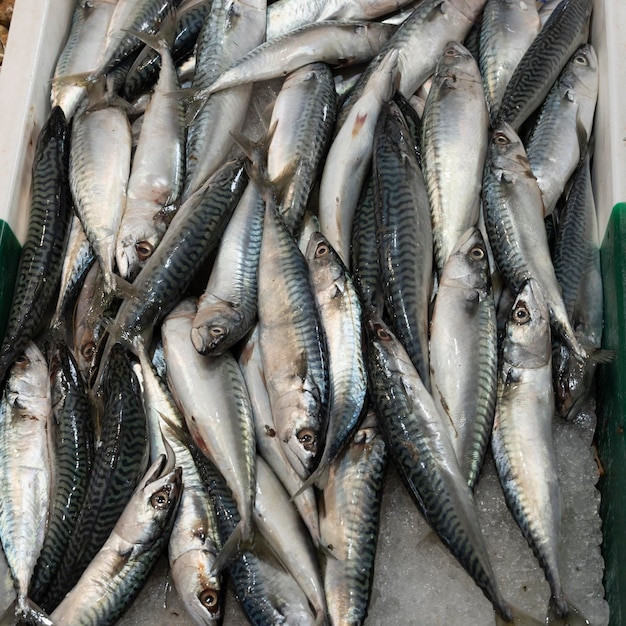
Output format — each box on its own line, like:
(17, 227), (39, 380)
(0, 2), (610, 625)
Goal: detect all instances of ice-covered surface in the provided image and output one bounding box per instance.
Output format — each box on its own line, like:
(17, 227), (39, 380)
(116, 401), (608, 626)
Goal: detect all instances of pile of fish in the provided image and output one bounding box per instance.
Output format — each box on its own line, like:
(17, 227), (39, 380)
(0, 0), (606, 624)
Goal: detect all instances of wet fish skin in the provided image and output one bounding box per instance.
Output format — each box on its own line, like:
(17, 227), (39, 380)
(429, 228), (497, 490)
(50, 457), (182, 626)
(0, 342), (52, 616)
(526, 43), (598, 217)
(421, 41), (488, 273)
(191, 182), (265, 356)
(365, 314), (513, 622)
(496, 0), (593, 131)
(478, 0), (541, 122)
(0, 107), (72, 385)
(482, 121), (585, 362)
(41, 343), (149, 612)
(492, 279), (570, 618)
(373, 99), (433, 387)
(320, 409), (388, 626)
(29, 343), (95, 605)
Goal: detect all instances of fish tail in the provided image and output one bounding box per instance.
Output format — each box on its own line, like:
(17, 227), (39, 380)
(547, 595), (590, 625)
(495, 603), (544, 625)
(17, 596), (54, 626)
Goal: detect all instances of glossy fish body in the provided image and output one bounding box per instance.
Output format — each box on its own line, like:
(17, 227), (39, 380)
(304, 232), (367, 485)
(365, 315), (512, 621)
(552, 153), (603, 420)
(162, 299), (256, 557)
(267, 62), (337, 235)
(478, 0), (541, 121)
(50, 457), (182, 626)
(373, 100), (433, 386)
(0, 342), (52, 615)
(254, 456), (327, 622)
(0, 107), (71, 384)
(70, 102), (132, 295)
(266, 0), (416, 39)
(29, 344), (95, 605)
(482, 122), (585, 361)
(491, 280), (568, 617)
(90, 0), (182, 79)
(497, 0), (593, 130)
(526, 43), (598, 217)
(137, 346), (224, 625)
(428, 228), (497, 489)
(183, 0), (266, 199)
(239, 327), (322, 546)
(257, 196), (328, 480)
(42, 343), (148, 612)
(116, 33), (186, 280)
(110, 159), (247, 352)
(320, 409), (387, 626)
(191, 182), (265, 356)
(203, 21), (394, 97)
(52, 0), (117, 118)
(122, 0), (211, 101)
(337, 0), (487, 126)
(421, 42), (488, 273)
(318, 48), (398, 267)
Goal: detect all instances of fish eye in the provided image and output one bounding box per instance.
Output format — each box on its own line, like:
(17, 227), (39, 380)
(513, 303), (531, 325)
(136, 240), (154, 261)
(444, 47), (458, 57)
(574, 53), (588, 66)
(150, 488), (171, 510)
(209, 326), (226, 339)
(469, 245), (485, 260)
(297, 428), (316, 451)
(14, 354), (30, 366)
(199, 589), (220, 614)
(375, 324), (392, 341)
(315, 241), (330, 258)
(81, 341), (96, 360)
(494, 131), (509, 146)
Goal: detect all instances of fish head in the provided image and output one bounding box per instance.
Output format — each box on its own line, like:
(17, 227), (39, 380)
(116, 228), (163, 281)
(169, 547), (223, 624)
(488, 121), (532, 178)
(116, 455), (183, 547)
(305, 232), (347, 298)
(440, 228), (490, 292)
(563, 44), (599, 99)
(503, 280), (551, 368)
(552, 342), (597, 420)
(6, 342), (49, 404)
(435, 42), (478, 84)
(190, 303), (244, 356)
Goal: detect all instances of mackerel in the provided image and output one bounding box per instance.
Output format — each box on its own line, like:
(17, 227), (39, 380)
(320, 409), (388, 626)
(497, 0), (593, 130)
(318, 48), (398, 267)
(478, 0), (541, 122)
(41, 343), (148, 611)
(429, 228), (497, 489)
(191, 181), (265, 356)
(482, 122), (586, 362)
(29, 344), (95, 605)
(49, 457), (182, 626)
(365, 315), (513, 622)
(526, 44), (598, 217)
(267, 62), (337, 235)
(70, 99), (132, 295)
(51, 0), (117, 118)
(492, 280), (581, 620)
(257, 191), (328, 480)
(302, 232), (367, 488)
(183, 0), (266, 199)
(202, 21), (395, 97)
(0, 107), (72, 385)
(162, 299), (256, 568)
(136, 344), (224, 624)
(0, 342), (52, 618)
(373, 100), (433, 387)
(239, 327), (322, 546)
(116, 29), (186, 280)
(421, 42), (488, 273)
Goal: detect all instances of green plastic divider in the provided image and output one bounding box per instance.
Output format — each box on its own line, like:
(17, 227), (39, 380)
(598, 202), (626, 626)
(0, 220), (21, 342)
